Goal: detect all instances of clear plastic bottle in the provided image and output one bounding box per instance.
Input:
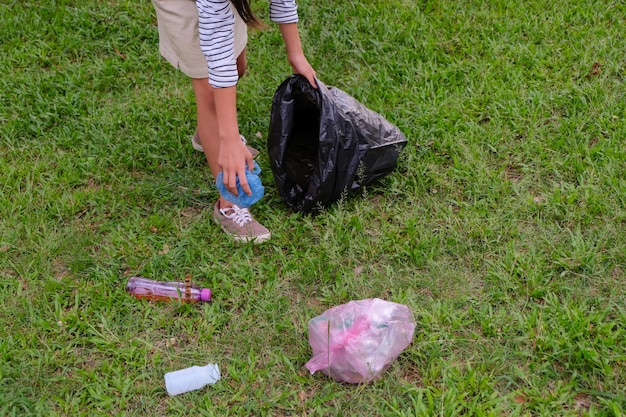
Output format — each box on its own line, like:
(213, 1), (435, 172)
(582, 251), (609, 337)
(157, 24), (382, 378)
(164, 363), (220, 396)
(126, 276), (211, 303)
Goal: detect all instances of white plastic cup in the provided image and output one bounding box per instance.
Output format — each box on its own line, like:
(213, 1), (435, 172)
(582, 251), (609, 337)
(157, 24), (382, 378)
(164, 363), (220, 396)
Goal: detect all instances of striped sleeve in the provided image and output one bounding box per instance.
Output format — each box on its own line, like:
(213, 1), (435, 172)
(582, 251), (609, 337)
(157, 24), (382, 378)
(196, 0), (239, 88)
(269, 0), (298, 24)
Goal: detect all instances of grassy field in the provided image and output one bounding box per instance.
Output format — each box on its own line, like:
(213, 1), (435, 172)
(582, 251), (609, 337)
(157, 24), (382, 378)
(1, 0), (625, 415)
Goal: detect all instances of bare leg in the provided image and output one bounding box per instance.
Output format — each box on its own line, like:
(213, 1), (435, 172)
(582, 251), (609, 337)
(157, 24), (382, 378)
(236, 48), (247, 79)
(192, 78), (221, 178)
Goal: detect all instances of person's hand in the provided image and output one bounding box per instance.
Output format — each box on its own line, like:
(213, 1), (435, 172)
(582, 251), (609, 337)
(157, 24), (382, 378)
(279, 23), (317, 88)
(217, 135), (254, 197)
(289, 53), (317, 88)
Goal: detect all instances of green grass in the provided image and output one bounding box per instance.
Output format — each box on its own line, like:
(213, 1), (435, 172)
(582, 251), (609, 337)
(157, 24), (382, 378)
(1, 0), (625, 415)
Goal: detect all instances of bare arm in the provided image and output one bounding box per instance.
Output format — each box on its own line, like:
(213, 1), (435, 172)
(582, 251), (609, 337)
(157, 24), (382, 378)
(196, 0), (253, 196)
(279, 22), (317, 88)
(214, 86), (254, 196)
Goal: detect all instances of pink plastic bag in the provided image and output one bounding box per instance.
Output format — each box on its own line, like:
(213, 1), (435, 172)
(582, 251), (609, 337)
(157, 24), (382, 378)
(305, 298), (416, 383)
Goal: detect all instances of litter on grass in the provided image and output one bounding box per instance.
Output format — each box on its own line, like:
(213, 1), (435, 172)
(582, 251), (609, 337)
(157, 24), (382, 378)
(305, 298), (416, 383)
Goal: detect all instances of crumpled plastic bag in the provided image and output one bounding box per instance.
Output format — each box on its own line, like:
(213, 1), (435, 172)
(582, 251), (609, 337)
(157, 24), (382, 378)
(305, 298), (416, 383)
(268, 75), (408, 212)
(215, 161), (265, 208)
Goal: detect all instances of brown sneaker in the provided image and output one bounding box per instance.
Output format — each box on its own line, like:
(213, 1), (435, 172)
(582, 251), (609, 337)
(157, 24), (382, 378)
(192, 131), (260, 158)
(213, 202), (271, 243)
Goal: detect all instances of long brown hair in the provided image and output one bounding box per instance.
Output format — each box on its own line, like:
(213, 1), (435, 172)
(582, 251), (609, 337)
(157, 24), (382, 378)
(230, 0), (265, 29)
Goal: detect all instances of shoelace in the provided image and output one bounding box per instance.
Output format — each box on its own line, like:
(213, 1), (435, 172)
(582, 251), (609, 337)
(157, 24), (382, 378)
(220, 205), (252, 226)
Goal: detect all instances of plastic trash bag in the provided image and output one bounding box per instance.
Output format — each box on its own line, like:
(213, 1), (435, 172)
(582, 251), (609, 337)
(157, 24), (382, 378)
(268, 75), (408, 212)
(215, 161), (265, 208)
(305, 298), (416, 384)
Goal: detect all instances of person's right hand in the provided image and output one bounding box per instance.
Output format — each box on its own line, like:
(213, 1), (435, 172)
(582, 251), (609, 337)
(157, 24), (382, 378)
(217, 134), (254, 197)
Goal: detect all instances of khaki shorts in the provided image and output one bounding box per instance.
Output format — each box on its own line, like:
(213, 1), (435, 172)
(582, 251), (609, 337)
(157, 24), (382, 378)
(152, 0), (248, 79)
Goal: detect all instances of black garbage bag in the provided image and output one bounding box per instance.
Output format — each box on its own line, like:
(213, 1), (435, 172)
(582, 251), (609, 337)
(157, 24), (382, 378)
(268, 75), (408, 212)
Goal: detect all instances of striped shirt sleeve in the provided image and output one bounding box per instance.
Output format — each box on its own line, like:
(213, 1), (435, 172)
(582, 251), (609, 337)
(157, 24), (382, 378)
(196, 0), (299, 88)
(269, 0), (298, 24)
(196, 0), (239, 88)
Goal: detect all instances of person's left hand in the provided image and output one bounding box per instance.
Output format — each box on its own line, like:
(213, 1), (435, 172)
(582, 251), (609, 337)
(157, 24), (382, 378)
(289, 53), (317, 88)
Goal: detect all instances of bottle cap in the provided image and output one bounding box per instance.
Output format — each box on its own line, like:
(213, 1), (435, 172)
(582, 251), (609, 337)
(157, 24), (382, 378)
(200, 288), (212, 302)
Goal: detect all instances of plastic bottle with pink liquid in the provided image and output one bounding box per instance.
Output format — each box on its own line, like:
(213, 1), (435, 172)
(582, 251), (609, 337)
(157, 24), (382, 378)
(126, 276), (212, 303)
